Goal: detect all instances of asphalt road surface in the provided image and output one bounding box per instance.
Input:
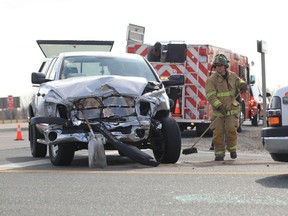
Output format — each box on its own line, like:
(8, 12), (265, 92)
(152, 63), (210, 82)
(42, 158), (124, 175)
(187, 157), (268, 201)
(1, 123), (288, 216)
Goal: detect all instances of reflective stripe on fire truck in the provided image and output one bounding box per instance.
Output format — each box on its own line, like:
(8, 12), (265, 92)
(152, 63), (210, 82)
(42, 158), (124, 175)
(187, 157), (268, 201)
(151, 63), (185, 77)
(128, 44), (149, 59)
(184, 45), (209, 120)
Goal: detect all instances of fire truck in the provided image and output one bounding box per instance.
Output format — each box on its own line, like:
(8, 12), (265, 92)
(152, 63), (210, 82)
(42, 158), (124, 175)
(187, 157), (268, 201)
(126, 41), (254, 136)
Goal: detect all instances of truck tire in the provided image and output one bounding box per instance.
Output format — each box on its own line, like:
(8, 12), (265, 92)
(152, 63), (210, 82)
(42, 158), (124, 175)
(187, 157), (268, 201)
(49, 144), (75, 166)
(270, 153), (288, 162)
(237, 102), (245, 133)
(29, 124), (47, 157)
(237, 117), (242, 133)
(152, 118), (181, 163)
(251, 109), (260, 126)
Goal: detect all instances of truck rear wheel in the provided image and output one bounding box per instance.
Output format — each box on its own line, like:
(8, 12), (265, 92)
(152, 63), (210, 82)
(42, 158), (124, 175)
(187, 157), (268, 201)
(152, 118), (181, 163)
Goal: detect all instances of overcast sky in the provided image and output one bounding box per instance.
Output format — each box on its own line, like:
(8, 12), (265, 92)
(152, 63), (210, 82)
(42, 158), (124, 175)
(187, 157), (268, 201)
(0, 0), (286, 99)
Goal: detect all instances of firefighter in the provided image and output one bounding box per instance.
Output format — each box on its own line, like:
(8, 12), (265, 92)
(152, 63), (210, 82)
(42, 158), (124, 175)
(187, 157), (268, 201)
(205, 54), (247, 161)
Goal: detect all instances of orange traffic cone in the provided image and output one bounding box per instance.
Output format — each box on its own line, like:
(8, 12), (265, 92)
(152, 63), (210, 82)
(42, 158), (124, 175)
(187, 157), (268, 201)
(172, 99), (181, 117)
(15, 123), (24, 141)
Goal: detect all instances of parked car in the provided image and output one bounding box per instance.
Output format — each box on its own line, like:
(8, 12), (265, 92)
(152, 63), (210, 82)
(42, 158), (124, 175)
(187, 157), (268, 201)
(29, 40), (184, 167)
(261, 85), (288, 162)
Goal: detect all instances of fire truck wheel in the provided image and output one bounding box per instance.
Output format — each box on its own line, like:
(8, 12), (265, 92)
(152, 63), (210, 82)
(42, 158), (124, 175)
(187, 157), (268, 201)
(152, 118), (181, 163)
(251, 109), (260, 126)
(237, 103), (245, 133)
(196, 124), (212, 137)
(237, 120), (242, 132)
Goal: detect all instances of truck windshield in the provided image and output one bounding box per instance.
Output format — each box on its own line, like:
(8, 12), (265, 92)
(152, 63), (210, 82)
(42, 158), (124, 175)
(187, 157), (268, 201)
(60, 56), (158, 82)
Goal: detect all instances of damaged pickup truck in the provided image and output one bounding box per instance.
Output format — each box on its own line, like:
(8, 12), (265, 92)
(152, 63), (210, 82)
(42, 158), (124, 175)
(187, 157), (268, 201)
(29, 40), (184, 167)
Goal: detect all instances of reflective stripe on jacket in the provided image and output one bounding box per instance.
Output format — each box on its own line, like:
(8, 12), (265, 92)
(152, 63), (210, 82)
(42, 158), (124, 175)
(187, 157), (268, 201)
(205, 71), (246, 117)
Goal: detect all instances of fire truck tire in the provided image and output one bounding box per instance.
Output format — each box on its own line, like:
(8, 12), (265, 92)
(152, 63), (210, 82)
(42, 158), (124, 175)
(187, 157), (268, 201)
(251, 109), (260, 126)
(152, 118), (181, 163)
(237, 102), (245, 133)
(237, 119), (242, 132)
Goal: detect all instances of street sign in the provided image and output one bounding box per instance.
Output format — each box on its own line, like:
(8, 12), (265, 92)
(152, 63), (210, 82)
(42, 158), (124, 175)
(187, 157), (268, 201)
(7, 95), (14, 110)
(0, 96), (20, 109)
(257, 40), (267, 54)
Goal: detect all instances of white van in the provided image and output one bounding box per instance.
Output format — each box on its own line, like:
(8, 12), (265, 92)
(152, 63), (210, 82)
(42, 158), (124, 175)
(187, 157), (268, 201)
(261, 85), (288, 162)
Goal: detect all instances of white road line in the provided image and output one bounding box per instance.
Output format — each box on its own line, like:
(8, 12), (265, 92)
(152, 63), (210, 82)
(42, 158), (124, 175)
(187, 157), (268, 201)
(0, 151), (124, 170)
(0, 160), (50, 170)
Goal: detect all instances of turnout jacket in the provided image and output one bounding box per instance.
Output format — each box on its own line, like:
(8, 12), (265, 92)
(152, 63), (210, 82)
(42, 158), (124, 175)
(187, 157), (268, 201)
(205, 70), (246, 117)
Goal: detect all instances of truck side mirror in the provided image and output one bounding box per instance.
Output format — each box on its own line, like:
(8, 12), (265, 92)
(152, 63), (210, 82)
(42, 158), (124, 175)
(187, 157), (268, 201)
(31, 72), (50, 84)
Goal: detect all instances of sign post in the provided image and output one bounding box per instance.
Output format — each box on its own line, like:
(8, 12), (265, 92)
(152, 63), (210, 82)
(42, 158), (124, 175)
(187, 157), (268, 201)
(257, 40), (267, 126)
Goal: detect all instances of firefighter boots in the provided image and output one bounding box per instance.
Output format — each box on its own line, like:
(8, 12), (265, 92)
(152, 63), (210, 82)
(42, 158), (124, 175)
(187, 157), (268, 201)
(215, 156), (224, 161)
(230, 152), (237, 159)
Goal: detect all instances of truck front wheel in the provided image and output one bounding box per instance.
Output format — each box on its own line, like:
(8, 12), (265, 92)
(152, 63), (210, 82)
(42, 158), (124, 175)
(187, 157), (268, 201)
(152, 118), (181, 163)
(49, 144), (75, 166)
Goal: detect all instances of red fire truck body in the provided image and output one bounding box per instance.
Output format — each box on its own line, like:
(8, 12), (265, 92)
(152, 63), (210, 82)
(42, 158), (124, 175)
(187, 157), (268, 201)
(127, 42), (252, 135)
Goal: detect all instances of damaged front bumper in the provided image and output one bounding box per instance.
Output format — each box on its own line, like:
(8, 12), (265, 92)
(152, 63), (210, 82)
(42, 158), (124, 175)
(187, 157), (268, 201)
(30, 116), (151, 145)
(30, 116), (160, 167)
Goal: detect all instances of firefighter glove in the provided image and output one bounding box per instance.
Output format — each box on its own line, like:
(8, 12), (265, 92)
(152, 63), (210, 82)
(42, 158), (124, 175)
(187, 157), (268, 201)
(240, 84), (248, 93)
(217, 105), (227, 115)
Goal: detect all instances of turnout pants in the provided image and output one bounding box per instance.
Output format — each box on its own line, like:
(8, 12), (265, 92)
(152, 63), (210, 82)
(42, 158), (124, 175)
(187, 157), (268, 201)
(211, 115), (239, 157)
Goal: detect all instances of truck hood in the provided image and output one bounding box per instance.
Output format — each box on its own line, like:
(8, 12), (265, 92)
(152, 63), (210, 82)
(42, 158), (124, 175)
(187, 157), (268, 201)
(43, 75), (149, 100)
(37, 40), (114, 57)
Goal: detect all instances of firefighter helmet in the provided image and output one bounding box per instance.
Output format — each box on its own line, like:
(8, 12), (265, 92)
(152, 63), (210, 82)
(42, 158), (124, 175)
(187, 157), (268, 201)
(213, 54), (229, 68)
